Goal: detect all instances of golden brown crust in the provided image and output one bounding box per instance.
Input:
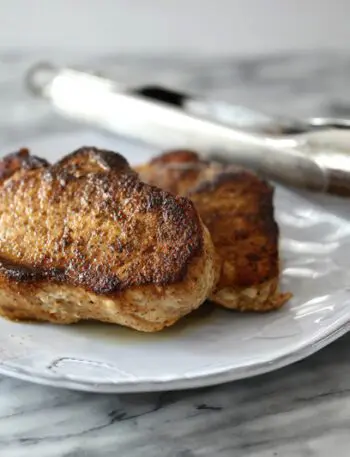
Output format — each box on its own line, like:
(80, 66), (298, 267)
(0, 147), (204, 294)
(0, 228), (217, 332)
(0, 148), (49, 183)
(150, 149), (200, 166)
(136, 149), (205, 196)
(137, 150), (290, 312)
(0, 147), (219, 331)
(189, 170), (279, 290)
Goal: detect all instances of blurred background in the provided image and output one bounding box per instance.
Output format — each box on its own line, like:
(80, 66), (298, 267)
(2, 0), (350, 158)
(1, 0), (350, 55)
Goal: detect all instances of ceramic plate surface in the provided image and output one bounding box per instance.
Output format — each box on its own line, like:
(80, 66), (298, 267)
(0, 131), (349, 393)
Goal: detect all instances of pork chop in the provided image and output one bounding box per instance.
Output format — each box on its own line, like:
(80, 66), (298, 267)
(0, 147), (217, 331)
(137, 150), (290, 311)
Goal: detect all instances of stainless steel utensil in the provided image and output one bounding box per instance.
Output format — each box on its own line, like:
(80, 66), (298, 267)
(25, 62), (350, 196)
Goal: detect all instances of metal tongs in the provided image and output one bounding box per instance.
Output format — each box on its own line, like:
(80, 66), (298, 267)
(26, 62), (350, 196)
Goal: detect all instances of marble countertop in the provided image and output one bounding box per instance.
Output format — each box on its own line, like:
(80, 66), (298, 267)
(2, 50), (350, 456)
(4, 333), (350, 457)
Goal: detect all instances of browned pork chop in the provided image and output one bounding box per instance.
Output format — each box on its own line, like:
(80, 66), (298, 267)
(0, 147), (217, 331)
(137, 150), (291, 311)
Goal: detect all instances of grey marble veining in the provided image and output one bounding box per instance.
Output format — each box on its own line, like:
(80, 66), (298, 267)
(1, 50), (350, 456)
(2, 333), (350, 457)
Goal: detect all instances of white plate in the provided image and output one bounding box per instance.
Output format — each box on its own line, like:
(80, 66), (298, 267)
(0, 131), (350, 393)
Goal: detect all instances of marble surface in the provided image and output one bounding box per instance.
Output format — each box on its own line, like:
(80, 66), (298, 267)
(3, 333), (350, 457)
(2, 50), (350, 456)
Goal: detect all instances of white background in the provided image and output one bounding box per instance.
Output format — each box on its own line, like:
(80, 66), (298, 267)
(1, 0), (349, 56)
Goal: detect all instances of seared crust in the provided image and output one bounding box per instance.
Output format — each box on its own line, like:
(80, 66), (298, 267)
(137, 149), (205, 196)
(189, 170), (278, 289)
(0, 147), (204, 292)
(137, 150), (290, 311)
(0, 148), (49, 183)
(0, 147), (217, 331)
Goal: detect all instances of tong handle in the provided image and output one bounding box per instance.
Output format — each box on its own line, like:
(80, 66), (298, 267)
(25, 63), (350, 197)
